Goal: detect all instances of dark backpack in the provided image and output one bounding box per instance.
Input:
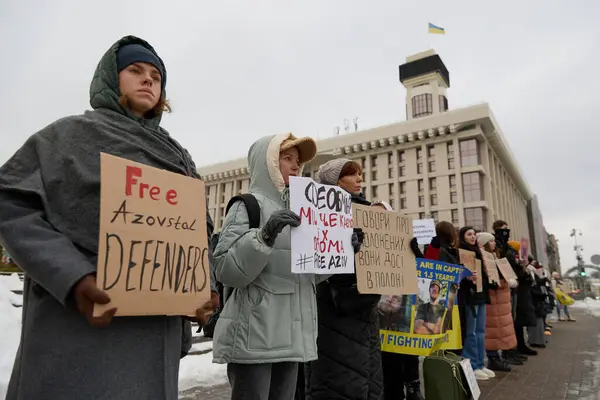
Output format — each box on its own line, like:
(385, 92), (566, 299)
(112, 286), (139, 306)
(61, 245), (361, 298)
(202, 194), (261, 338)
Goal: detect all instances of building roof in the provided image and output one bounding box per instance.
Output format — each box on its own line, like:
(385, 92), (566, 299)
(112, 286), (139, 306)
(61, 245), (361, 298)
(198, 102), (533, 200)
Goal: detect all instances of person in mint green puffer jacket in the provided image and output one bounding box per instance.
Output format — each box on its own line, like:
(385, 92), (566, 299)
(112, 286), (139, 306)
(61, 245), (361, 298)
(212, 133), (321, 400)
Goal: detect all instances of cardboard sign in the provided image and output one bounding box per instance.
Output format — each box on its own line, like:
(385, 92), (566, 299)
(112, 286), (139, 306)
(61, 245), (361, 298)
(353, 204), (418, 295)
(460, 359), (481, 400)
(459, 249), (476, 273)
(474, 259), (483, 292)
(481, 250), (501, 284)
(412, 219), (435, 245)
(289, 177), (355, 274)
(94, 153), (210, 317)
(496, 258), (518, 281)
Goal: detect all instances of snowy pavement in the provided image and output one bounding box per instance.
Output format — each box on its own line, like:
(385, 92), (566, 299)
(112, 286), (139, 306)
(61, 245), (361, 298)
(0, 274), (227, 399)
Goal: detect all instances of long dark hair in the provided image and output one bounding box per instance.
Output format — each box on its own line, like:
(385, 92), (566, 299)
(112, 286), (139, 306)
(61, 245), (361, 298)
(459, 226), (482, 259)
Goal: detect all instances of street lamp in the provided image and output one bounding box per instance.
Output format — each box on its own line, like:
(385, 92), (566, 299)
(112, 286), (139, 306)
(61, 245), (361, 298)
(571, 229), (588, 297)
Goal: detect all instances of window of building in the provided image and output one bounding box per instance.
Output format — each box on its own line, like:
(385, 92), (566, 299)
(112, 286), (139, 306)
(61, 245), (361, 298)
(439, 95), (449, 112)
(398, 151), (406, 163)
(460, 139), (479, 167)
(400, 181), (406, 195)
(401, 198), (407, 209)
(417, 147), (423, 161)
(303, 171), (311, 177)
(430, 194), (438, 206)
(431, 211), (439, 222)
(206, 186), (211, 196)
(399, 166), (406, 177)
(388, 167), (393, 178)
(419, 212), (426, 219)
(429, 177), (437, 190)
(361, 157), (366, 169)
(451, 209), (459, 225)
(418, 179), (424, 191)
(417, 163), (423, 174)
(427, 146), (435, 158)
(371, 170), (378, 181)
(388, 183), (394, 196)
(449, 175), (456, 189)
(412, 94), (433, 118)
(464, 207), (486, 232)
(389, 198), (395, 209)
(371, 155), (378, 168)
(451, 192), (458, 204)
(419, 195), (425, 207)
(371, 186), (378, 198)
(388, 152), (393, 165)
(462, 172), (482, 202)
(428, 160), (436, 172)
(447, 142), (455, 169)
(220, 207), (224, 218)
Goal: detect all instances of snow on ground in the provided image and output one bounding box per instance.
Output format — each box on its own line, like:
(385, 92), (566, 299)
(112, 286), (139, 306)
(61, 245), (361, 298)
(0, 275), (22, 399)
(570, 297), (600, 317)
(0, 274), (226, 397)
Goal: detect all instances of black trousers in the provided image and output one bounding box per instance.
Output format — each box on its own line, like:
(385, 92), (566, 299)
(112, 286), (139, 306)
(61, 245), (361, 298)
(381, 352), (419, 400)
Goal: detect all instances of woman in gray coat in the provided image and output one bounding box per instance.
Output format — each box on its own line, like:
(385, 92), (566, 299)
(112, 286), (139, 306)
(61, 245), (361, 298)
(0, 36), (216, 400)
(212, 133), (321, 400)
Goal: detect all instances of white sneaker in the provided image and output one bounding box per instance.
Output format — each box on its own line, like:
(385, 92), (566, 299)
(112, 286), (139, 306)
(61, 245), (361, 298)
(481, 367), (496, 378)
(474, 369), (489, 381)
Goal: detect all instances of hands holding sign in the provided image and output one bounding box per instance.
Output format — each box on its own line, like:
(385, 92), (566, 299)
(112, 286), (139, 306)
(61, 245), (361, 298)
(260, 210), (301, 247)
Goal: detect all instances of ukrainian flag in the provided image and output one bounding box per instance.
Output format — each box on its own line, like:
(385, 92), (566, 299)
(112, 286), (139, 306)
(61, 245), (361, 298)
(428, 23), (445, 35)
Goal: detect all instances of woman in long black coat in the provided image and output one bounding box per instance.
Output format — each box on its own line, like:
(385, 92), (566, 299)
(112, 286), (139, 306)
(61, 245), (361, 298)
(305, 158), (383, 400)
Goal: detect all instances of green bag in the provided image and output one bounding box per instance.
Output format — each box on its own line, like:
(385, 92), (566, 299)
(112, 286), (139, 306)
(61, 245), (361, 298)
(423, 350), (470, 400)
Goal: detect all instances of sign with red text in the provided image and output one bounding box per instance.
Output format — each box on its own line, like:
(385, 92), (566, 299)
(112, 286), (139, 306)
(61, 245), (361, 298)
(289, 177), (354, 274)
(94, 153), (210, 317)
(354, 204), (418, 295)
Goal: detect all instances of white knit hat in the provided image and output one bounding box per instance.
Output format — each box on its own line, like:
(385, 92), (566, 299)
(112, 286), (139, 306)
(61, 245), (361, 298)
(316, 158), (352, 185)
(476, 232), (495, 247)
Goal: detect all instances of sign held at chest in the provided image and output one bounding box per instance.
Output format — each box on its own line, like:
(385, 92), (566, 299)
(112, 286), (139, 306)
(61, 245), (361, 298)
(94, 153), (210, 317)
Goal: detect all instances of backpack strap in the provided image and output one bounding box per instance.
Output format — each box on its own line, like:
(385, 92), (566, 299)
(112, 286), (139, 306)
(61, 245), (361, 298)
(225, 194), (261, 229)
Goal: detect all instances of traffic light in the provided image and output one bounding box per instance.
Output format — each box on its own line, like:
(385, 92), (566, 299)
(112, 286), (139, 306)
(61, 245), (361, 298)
(580, 267), (587, 277)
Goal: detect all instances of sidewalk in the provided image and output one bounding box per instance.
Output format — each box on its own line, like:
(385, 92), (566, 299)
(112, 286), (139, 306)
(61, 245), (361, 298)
(180, 307), (600, 400)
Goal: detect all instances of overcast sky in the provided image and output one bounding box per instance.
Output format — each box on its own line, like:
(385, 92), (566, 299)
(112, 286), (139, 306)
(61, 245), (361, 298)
(1, 0), (598, 273)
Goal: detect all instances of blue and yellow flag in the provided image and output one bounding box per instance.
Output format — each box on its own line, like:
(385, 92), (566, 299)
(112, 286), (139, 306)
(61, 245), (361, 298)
(428, 23), (445, 35)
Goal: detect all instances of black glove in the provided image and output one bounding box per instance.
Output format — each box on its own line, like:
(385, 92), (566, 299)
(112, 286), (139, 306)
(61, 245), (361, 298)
(259, 210), (301, 247)
(352, 228), (365, 253)
(410, 237), (424, 258)
(430, 236), (441, 249)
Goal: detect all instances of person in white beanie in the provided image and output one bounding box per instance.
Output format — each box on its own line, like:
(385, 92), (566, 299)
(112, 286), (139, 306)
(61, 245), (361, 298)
(476, 232), (518, 373)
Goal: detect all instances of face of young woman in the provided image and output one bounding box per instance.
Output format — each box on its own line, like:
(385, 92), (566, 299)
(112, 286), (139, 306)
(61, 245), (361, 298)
(487, 239), (496, 251)
(279, 147), (300, 185)
(464, 229), (477, 246)
(337, 172), (363, 195)
(118, 62), (162, 117)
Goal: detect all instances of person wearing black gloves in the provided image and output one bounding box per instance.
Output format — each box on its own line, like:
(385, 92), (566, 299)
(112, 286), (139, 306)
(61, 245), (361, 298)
(492, 220), (537, 360)
(306, 158), (383, 400)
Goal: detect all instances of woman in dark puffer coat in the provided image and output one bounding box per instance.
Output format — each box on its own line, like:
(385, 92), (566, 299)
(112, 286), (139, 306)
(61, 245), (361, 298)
(305, 158), (383, 400)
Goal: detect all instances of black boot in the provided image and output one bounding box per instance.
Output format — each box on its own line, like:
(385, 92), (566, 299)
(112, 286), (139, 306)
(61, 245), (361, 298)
(405, 381), (425, 400)
(487, 356), (512, 372)
(518, 346), (538, 356)
(506, 349), (527, 361)
(503, 353), (523, 366)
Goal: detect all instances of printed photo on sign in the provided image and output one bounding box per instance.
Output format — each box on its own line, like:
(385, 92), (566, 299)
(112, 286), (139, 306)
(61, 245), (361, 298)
(379, 258), (466, 356)
(289, 176), (355, 274)
(353, 204), (418, 295)
(95, 153), (210, 317)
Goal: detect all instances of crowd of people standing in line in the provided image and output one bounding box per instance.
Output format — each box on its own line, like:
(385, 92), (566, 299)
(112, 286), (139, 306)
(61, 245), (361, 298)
(0, 35), (576, 400)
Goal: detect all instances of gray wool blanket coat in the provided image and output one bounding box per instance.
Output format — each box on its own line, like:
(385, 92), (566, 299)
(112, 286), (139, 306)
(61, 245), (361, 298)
(0, 36), (215, 400)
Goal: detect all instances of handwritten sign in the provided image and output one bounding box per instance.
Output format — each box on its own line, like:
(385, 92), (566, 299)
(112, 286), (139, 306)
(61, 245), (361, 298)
(289, 177), (354, 274)
(474, 259), (483, 292)
(353, 204), (418, 295)
(460, 359), (481, 400)
(459, 249), (476, 273)
(495, 258), (518, 281)
(481, 250), (500, 284)
(412, 219), (435, 245)
(94, 153), (210, 317)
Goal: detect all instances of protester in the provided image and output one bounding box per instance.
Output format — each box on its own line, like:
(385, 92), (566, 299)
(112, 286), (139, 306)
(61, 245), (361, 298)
(551, 272), (576, 322)
(373, 201), (424, 400)
(212, 133), (319, 399)
(477, 232), (517, 372)
(305, 158), (382, 400)
(432, 221), (459, 264)
(0, 36), (218, 400)
(457, 227), (492, 381)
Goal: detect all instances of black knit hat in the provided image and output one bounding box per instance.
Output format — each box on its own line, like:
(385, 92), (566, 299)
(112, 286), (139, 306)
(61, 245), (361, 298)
(117, 44), (164, 82)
